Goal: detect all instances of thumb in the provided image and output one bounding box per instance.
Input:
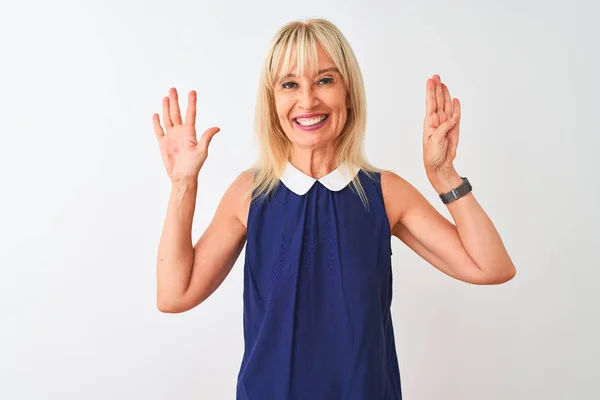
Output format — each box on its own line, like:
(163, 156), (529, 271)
(431, 117), (457, 143)
(197, 127), (221, 153)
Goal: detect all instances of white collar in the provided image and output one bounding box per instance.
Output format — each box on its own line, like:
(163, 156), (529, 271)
(280, 162), (360, 195)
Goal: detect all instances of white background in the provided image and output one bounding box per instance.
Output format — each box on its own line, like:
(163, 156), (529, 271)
(1, 0), (599, 399)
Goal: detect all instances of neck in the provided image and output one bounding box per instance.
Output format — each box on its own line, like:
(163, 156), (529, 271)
(289, 146), (336, 179)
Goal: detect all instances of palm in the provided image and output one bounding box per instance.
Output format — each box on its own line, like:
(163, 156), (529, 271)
(160, 124), (201, 180)
(152, 88), (220, 183)
(423, 75), (461, 172)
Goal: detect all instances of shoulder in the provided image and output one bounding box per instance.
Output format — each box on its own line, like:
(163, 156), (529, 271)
(229, 168), (255, 193)
(219, 169), (254, 229)
(380, 170), (409, 189)
(379, 170), (423, 229)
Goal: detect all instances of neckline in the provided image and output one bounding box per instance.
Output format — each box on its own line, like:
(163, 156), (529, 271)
(279, 162), (360, 195)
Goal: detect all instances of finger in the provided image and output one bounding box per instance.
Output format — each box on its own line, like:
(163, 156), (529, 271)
(434, 75), (444, 115)
(152, 113), (165, 139)
(185, 90), (197, 125)
(452, 98), (461, 121)
(197, 127), (221, 153)
(442, 83), (452, 115)
(169, 88), (183, 125)
(162, 97), (173, 128)
(426, 78), (436, 116)
(436, 99), (461, 144)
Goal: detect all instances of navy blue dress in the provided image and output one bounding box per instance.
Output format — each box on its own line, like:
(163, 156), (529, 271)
(236, 163), (402, 399)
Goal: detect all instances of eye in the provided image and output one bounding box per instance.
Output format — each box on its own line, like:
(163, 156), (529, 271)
(317, 77), (334, 85)
(281, 81), (297, 89)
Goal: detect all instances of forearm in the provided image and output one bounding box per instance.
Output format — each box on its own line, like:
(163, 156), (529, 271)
(428, 168), (516, 281)
(156, 178), (198, 304)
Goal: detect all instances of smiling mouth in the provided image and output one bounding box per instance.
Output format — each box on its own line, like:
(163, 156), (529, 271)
(294, 114), (329, 127)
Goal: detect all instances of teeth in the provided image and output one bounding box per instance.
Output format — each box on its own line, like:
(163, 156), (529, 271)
(296, 115), (327, 126)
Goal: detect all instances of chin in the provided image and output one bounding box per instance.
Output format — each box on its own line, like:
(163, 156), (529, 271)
(287, 129), (338, 150)
(284, 117), (341, 149)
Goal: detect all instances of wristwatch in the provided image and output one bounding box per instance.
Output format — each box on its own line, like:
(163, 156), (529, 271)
(439, 177), (472, 204)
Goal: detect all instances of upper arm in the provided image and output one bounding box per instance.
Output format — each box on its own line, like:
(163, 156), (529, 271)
(179, 170), (252, 310)
(381, 171), (486, 284)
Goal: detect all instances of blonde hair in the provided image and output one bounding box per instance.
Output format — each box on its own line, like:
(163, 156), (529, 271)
(251, 18), (379, 204)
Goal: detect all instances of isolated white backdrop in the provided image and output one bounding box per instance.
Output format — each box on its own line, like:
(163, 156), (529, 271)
(1, 0), (599, 399)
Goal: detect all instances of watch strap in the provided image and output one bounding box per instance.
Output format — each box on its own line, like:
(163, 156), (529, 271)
(439, 177), (472, 204)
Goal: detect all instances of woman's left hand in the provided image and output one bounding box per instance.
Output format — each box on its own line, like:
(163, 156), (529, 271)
(422, 75), (461, 176)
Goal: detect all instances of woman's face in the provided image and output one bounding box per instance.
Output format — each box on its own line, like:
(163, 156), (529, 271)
(273, 44), (349, 151)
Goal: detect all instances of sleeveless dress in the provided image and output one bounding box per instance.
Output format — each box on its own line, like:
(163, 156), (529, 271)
(236, 162), (402, 400)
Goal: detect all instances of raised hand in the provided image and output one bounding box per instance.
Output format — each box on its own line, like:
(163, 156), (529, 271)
(153, 88), (220, 183)
(422, 75), (461, 174)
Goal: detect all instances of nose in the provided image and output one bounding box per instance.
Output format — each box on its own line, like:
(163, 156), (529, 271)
(297, 86), (319, 110)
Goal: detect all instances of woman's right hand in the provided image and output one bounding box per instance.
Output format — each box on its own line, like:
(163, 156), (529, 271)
(153, 88), (220, 183)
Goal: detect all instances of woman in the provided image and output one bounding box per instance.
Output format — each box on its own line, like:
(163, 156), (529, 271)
(152, 18), (515, 400)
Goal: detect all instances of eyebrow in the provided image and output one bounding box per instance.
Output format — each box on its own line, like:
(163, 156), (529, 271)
(282, 67), (340, 79)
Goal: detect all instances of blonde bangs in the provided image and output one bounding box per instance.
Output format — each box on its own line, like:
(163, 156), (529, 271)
(268, 27), (320, 90)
